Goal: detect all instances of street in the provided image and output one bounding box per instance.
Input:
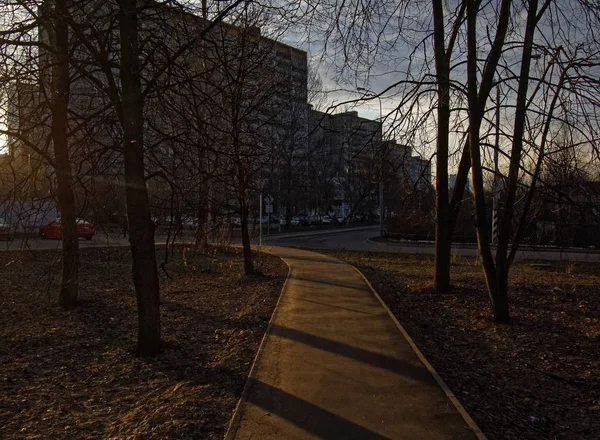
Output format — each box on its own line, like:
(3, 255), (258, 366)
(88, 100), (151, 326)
(3, 226), (599, 263)
(0, 232), (191, 252)
(267, 226), (600, 263)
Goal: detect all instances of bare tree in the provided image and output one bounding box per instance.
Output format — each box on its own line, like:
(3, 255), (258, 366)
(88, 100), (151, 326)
(47, 0), (80, 307)
(466, 0), (600, 322)
(61, 0), (247, 354)
(1, 0), (81, 305)
(430, 0), (465, 291)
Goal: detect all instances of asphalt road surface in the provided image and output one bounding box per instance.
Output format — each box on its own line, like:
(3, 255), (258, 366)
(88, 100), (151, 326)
(3, 226), (599, 263)
(227, 246), (479, 440)
(267, 227), (600, 263)
(0, 232), (191, 252)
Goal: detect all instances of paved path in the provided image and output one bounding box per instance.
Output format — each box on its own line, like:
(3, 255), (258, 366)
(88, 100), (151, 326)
(0, 226), (374, 252)
(269, 228), (600, 263)
(7, 224), (598, 263)
(226, 246), (480, 440)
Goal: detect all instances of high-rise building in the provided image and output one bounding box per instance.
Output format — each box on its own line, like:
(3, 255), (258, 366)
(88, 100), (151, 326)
(308, 108), (382, 216)
(5, 4), (308, 222)
(383, 140), (432, 190)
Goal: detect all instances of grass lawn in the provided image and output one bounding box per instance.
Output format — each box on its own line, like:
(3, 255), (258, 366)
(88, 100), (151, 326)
(0, 246), (287, 439)
(324, 250), (600, 440)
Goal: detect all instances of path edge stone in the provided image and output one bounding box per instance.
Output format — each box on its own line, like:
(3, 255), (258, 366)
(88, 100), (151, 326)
(350, 264), (488, 440)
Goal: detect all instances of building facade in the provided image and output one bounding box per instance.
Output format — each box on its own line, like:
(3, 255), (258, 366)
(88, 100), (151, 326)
(307, 107), (382, 217)
(4, 4), (309, 226)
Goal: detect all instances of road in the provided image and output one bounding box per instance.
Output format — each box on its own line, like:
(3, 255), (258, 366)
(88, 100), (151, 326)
(0, 232), (194, 252)
(268, 226), (600, 263)
(3, 226), (599, 263)
(0, 226), (372, 252)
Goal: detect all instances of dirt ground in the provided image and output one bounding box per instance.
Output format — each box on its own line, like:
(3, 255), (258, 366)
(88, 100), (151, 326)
(325, 250), (600, 440)
(0, 245), (287, 439)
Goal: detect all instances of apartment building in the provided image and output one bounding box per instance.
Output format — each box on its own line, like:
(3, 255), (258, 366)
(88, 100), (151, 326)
(307, 107), (382, 216)
(4, 3), (308, 223)
(383, 140), (432, 191)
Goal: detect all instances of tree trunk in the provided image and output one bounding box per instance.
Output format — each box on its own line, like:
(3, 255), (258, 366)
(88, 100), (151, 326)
(432, 0), (450, 291)
(496, 0), (540, 268)
(438, 0), (511, 288)
(240, 205), (253, 275)
(492, 264), (510, 323)
(448, 139), (470, 239)
(50, 0), (79, 308)
(118, 0), (161, 356)
(492, 0), (544, 325)
(195, 194), (208, 247)
(195, 144), (209, 247)
(465, 0), (515, 324)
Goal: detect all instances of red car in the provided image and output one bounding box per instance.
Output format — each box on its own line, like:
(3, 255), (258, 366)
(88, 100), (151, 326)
(39, 218), (96, 240)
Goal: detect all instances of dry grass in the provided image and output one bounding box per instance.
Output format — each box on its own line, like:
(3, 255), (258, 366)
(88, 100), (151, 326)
(0, 246), (287, 439)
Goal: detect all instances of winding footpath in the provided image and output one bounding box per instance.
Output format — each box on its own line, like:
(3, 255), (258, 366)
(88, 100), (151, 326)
(225, 246), (484, 440)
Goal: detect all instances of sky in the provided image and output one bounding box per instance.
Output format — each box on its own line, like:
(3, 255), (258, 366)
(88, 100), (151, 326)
(3, 0), (598, 173)
(274, 0), (443, 162)
(274, 0), (417, 120)
(279, 0), (600, 180)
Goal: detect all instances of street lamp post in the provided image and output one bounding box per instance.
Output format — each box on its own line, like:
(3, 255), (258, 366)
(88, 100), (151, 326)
(357, 87), (384, 238)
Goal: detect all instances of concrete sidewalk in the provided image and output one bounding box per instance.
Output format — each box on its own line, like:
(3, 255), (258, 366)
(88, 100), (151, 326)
(225, 246), (482, 440)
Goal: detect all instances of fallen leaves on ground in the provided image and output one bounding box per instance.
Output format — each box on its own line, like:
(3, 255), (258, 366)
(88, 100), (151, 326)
(0, 246), (287, 439)
(326, 250), (600, 440)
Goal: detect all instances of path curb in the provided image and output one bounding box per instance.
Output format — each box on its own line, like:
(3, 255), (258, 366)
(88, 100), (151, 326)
(365, 237), (600, 255)
(351, 264), (488, 440)
(223, 254), (291, 440)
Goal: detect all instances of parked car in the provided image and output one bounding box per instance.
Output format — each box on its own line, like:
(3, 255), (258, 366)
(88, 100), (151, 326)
(308, 215), (321, 225)
(280, 216), (301, 226)
(353, 213), (365, 222)
(297, 214), (310, 225)
(39, 218), (96, 240)
(321, 215), (333, 225)
(0, 218), (14, 240)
